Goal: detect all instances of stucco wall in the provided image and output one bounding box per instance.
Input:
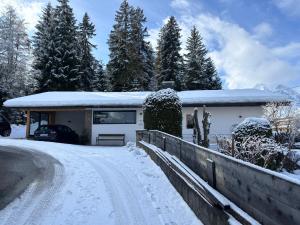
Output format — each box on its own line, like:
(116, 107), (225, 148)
(182, 106), (264, 142)
(91, 108), (144, 145)
(90, 106), (263, 145)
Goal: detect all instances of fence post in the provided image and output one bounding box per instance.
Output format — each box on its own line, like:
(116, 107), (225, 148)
(231, 134), (235, 157)
(148, 132), (151, 143)
(163, 136), (166, 151)
(206, 159), (216, 188)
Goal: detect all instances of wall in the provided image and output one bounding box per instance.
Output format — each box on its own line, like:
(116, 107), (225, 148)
(90, 106), (264, 145)
(182, 106), (263, 142)
(55, 111), (85, 136)
(137, 130), (300, 225)
(91, 108), (144, 145)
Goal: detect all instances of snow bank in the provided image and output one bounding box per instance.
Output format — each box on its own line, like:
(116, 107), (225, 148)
(4, 89), (289, 108)
(9, 124), (26, 138)
(0, 124), (26, 139)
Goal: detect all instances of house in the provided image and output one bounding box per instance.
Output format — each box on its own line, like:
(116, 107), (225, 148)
(3, 89), (289, 145)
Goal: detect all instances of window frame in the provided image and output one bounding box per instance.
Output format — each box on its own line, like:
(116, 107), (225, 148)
(93, 110), (137, 125)
(186, 114), (194, 129)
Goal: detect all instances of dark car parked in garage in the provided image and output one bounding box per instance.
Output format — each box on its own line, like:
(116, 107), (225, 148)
(34, 124), (79, 144)
(0, 114), (11, 137)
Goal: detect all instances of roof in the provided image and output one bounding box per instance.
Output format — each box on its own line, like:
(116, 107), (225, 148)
(3, 89), (290, 108)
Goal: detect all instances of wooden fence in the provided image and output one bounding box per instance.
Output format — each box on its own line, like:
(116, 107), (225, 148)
(137, 130), (300, 225)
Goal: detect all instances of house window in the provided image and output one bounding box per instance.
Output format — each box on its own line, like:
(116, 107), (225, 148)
(186, 114), (194, 129)
(93, 111), (136, 124)
(29, 112), (49, 135)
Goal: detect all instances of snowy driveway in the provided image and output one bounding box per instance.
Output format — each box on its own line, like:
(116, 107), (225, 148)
(0, 139), (201, 225)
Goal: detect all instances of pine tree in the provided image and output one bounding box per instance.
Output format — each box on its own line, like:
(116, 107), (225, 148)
(107, 0), (132, 91)
(107, 1), (154, 91)
(32, 3), (55, 93)
(78, 12), (96, 91)
(0, 6), (31, 100)
(184, 26), (207, 90)
(156, 16), (183, 91)
(128, 7), (153, 90)
(184, 26), (222, 90)
(205, 57), (222, 90)
(91, 60), (109, 91)
(143, 43), (156, 90)
(50, 0), (80, 91)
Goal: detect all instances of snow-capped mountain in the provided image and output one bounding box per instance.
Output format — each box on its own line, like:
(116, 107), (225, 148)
(254, 84), (300, 107)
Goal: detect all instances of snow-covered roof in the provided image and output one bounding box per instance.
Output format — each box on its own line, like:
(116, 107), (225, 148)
(4, 89), (290, 108)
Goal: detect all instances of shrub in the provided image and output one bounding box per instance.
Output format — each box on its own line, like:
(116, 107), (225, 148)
(233, 117), (272, 143)
(238, 136), (286, 170)
(143, 88), (182, 137)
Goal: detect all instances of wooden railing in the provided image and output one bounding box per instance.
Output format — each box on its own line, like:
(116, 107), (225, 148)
(137, 130), (300, 225)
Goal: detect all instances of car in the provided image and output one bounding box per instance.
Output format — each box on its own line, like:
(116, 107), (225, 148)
(0, 114), (11, 137)
(34, 124), (79, 144)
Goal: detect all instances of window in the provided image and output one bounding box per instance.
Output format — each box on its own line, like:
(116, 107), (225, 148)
(186, 114), (194, 129)
(30, 112), (49, 135)
(93, 111), (136, 124)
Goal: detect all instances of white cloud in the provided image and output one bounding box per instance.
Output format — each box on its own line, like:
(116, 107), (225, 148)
(252, 22), (273, 40)
(148, 7), (300, 89)
(273, 0), (300, 17)
(0, 0), (44, 31)
(272, 42), (300, 60)
(171, 0), (190, 9)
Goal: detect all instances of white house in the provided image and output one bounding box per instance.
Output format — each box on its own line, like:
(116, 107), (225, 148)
(3, 89), (289, 145)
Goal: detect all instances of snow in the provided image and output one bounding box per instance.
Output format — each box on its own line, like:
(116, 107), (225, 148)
(0, 139), (202, 225)
(4, 89), (289, 108)
(140, 141), (260, 225)
(9, 124), (26, 138)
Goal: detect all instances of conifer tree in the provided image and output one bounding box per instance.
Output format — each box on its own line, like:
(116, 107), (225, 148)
(184, 26), (207, 90)
(78, 12), (96, 91)
(184, 26), (222, 90)
(50, 0), (80, 91)
(0, 6), (31, 99)
(107, 0), (132, 91)
(156, 16), (183, 91)
(32, 3), (55, 93)
(205, 57), (222, 90)
(91, 60), (109, 91)
(107, 0), (154, 91)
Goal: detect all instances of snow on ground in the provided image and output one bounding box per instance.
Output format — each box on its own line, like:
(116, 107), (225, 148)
(0, 139), (202, 225)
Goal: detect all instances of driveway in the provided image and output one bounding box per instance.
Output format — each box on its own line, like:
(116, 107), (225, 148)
(0, 139), (202, 225)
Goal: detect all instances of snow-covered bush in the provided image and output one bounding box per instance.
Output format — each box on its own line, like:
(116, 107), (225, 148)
(237, 136), (286, 170)
(143, 88), (182, 137)
(233, 117), (272, 143)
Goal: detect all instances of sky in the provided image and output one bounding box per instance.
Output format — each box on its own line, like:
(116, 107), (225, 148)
(1, 0), (300, 89)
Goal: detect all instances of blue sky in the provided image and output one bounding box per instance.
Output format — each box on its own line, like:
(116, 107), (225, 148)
(2, 0), (300, 89)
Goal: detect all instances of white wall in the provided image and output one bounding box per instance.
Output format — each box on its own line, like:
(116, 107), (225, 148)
(91, 108), (144, 145)
(90, 106), (263, 145)
(182, 106), (264, 143)
(55, 111), (85, 136)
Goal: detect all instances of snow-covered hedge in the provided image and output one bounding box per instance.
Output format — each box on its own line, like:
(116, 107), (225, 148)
(233, 117), (272, 142)
(143, 88), (182, 137)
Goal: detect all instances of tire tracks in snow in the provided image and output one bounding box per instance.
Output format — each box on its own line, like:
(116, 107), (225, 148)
(85, 157), (162, 225)
(1, 149), (65, 225)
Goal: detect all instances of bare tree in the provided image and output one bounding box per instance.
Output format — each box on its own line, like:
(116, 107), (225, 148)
(263, 102), (297, 148)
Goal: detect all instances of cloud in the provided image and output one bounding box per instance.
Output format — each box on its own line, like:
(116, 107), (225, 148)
(148, 8), (300, 89)
(252, 22), (273, 40)
(0, 0), (45, 31)
(273, 0), (300, 17)
(171, 0), (190, 9)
